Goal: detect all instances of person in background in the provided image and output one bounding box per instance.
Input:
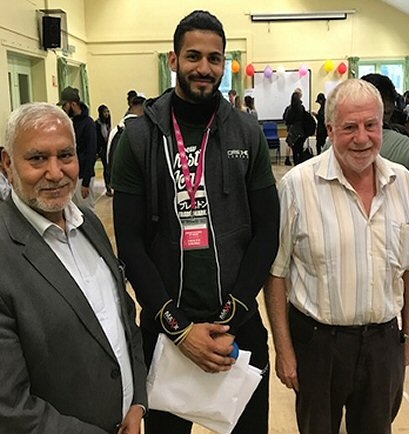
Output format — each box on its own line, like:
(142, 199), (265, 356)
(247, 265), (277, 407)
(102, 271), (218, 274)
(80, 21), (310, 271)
(283, 87), (303, 166)
(312, 92), (327, 155)
(228, 88), (237, 106)
(111, 10), (280, 434)
(283, 90), (306, 165)
(234, 94), (243, 111)
(0, 102), (147, 434)
(265, 78), (409, 434)
(95, 104), (112, 196)
(107, 95), (146, 183)
(126, 90), (138, 115)
(59, 86), (97, 212)
(244, 95), (258, 120)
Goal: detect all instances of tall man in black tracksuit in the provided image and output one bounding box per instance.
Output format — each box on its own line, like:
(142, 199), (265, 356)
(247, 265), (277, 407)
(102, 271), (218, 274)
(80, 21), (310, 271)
(111, 10), (280, 434)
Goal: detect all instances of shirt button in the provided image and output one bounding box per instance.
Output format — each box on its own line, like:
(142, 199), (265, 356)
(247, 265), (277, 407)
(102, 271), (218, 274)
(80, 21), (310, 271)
(111, 368), (120, 379)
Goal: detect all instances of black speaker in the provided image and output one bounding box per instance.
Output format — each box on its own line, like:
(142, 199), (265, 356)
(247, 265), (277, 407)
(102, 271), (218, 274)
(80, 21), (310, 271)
(42, 16), (61, 49)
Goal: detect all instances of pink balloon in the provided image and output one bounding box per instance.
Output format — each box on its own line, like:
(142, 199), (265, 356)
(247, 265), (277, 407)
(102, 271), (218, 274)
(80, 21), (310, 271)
(264, 65), (273, 78)
(299, 64), (308, 77)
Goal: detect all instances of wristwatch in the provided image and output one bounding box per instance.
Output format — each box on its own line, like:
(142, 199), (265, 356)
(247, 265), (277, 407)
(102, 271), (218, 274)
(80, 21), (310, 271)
(400, 331), (409, 344)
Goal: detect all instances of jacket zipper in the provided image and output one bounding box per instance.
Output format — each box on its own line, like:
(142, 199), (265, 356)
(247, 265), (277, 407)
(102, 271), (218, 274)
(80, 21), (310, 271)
(202, 144), (223, 305)
(162, 133), (185, 308)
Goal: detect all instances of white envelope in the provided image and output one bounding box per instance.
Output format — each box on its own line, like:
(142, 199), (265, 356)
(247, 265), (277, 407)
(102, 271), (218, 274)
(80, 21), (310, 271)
(147, 333), (262, 434)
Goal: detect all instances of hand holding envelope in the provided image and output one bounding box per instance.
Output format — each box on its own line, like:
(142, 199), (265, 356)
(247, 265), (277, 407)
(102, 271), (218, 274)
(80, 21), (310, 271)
(178, 323), (236, 373)
(147, 333), (262, 434)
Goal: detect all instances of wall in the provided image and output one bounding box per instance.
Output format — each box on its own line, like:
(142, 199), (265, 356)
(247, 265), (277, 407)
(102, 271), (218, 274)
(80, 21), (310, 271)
(0, 0), (88, 137)
(85, 0), (252, 122)
(84, 0), (409, 125)
(1, 0), (409, 133)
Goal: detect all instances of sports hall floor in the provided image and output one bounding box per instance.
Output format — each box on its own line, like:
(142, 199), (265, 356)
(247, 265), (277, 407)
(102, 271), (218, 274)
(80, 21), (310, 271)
(94, 161), (409, 434)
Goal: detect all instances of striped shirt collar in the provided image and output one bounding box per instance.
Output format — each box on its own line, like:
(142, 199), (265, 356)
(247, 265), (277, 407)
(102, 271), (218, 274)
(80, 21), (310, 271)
(316, 147), (397, 189)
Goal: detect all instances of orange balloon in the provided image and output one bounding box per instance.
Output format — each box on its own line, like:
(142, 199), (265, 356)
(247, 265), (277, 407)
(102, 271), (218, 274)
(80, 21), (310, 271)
(232, 60), (241, 74)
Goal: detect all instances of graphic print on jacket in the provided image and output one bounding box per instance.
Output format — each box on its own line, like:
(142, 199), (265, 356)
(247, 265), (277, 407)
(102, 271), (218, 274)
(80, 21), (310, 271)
(172, 119), (220, 322)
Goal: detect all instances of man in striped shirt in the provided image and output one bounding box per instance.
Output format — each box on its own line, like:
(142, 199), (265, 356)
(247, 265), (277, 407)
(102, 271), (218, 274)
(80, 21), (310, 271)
(265, 78), (409, 434)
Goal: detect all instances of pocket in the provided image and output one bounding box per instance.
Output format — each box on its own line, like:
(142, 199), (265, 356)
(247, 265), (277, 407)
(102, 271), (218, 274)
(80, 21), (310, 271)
(387, 222), (409, 269)
(289, 307), (317, 344)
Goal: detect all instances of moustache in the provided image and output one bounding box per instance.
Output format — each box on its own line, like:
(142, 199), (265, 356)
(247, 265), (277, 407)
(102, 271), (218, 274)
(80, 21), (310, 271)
(36, 179), (73, 190)
(189, 74), (216, 83)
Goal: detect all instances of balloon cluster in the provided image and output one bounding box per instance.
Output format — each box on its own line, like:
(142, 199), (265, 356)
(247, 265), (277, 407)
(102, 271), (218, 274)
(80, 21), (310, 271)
(324, 60), (348, 75)
(242, 61), (348, 77)
(244, 63), (310, 78)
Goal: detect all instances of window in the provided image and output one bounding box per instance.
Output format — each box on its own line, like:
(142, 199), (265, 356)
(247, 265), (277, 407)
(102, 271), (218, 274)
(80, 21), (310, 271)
(220, 58), (232, 100)
(358, 60), (404, 94)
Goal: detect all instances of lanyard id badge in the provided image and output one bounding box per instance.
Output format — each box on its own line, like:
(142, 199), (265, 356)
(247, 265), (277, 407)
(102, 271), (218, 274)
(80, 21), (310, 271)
(182, 217), (209, 250)
(172, 110), (215, 211)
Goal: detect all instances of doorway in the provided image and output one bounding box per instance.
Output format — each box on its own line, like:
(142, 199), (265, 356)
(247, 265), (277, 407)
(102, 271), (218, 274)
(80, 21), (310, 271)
(8, 54), (33, 110)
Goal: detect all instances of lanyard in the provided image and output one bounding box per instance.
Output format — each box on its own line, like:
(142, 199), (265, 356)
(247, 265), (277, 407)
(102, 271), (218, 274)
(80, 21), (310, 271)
(172, 110), (215, 211)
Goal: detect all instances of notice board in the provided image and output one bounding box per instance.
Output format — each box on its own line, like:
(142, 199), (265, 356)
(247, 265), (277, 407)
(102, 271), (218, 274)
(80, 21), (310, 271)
(253, 69), (311, 121)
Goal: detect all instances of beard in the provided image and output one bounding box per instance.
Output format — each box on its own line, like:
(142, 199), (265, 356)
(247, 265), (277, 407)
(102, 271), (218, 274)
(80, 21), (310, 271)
(12, 171), (74, 217)
(177, 67), (222, 104)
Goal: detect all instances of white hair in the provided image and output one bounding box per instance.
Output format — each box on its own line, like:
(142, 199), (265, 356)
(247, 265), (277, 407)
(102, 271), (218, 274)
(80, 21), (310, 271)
(4, 102), (75, 156)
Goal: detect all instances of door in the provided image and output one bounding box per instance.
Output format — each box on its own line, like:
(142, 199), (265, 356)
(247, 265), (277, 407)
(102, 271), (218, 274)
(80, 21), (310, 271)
(8, 54), (33, 110)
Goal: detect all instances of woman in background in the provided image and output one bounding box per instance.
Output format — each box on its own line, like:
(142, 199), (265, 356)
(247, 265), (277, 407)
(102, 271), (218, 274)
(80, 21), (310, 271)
(244, 95), (258, 119)
(283, 88), (303, 165)
(313, 92), (327, 155)
(95, 104), (112, 196)
(284, 91), (306, 165)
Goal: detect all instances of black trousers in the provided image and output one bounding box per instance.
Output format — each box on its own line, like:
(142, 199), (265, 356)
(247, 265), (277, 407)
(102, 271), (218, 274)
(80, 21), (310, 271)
(98, 147), (110, 189)
(289, 305), (405, 434)
(142, 311), (270, 434)
(292, 137), (307, 165)
(315, 133), (326, 155)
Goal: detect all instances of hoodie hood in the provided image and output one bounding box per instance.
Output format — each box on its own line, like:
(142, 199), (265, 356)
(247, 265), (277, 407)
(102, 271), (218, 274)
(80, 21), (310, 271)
(73, 101), (91, 120)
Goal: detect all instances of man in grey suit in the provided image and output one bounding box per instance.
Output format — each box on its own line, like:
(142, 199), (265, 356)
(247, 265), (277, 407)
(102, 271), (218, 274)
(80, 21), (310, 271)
(0, 102), (147, 434)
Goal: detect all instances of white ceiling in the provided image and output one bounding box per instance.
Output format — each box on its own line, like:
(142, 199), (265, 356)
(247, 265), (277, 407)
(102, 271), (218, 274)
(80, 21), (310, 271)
(382, 0), (409, 15)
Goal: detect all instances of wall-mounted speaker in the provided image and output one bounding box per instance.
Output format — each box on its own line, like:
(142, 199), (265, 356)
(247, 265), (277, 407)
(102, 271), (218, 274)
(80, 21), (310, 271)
(42, 16), (61, 49)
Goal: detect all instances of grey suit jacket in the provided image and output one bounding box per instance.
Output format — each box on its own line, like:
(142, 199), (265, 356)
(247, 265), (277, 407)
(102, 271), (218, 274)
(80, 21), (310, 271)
(0, 198), (147, 434)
